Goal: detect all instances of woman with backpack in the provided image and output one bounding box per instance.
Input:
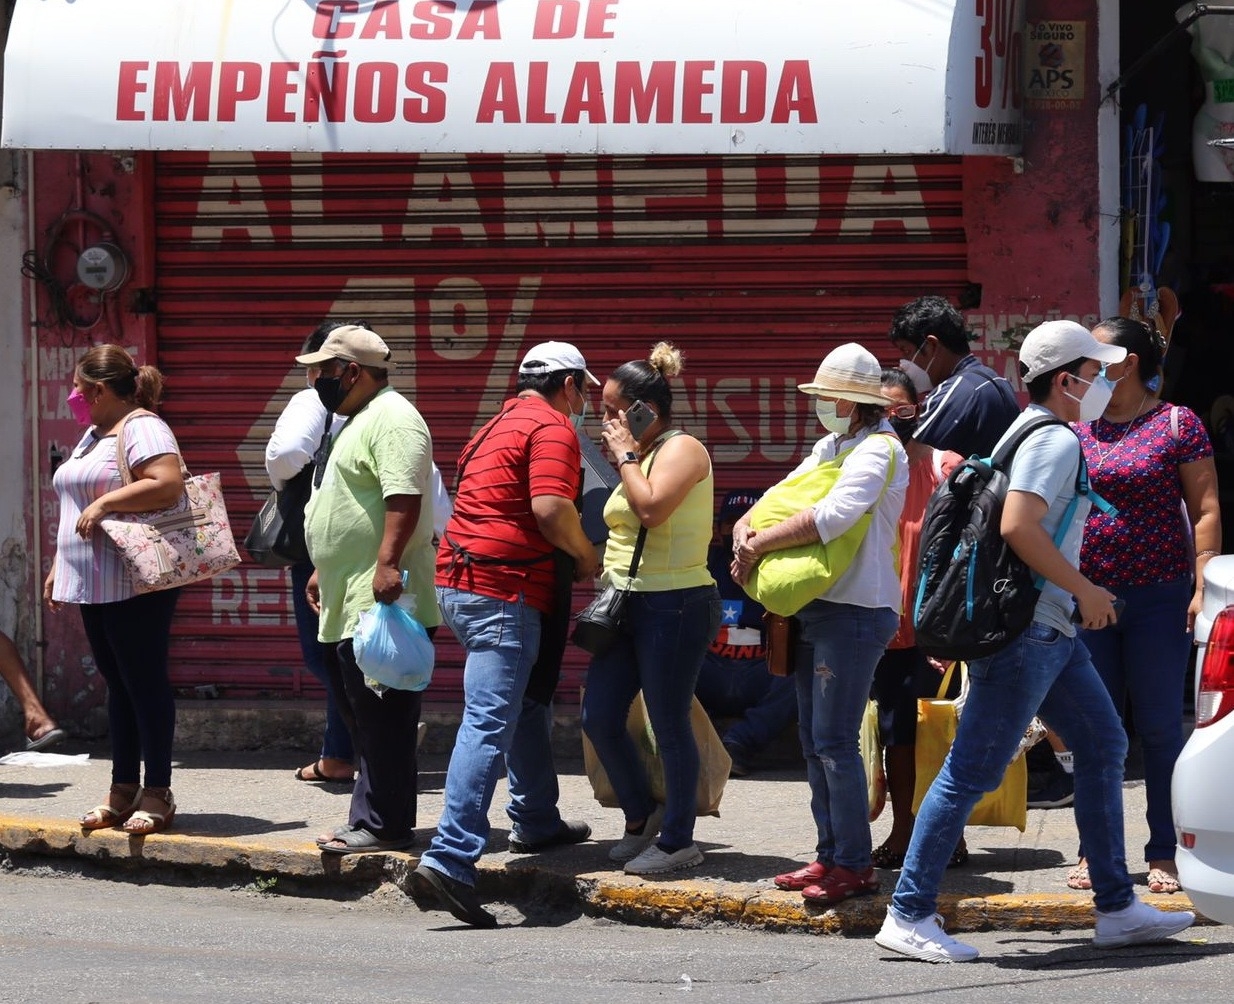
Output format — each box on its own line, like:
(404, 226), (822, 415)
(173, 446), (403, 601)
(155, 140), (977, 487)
(732, 343), (907, 905)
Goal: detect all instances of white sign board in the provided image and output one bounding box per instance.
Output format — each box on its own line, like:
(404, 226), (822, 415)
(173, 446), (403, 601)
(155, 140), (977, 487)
(2, 0), (1023, 155)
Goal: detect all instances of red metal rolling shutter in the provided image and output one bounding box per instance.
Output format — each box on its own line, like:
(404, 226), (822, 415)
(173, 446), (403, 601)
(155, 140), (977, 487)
(153, 152), (968, 705)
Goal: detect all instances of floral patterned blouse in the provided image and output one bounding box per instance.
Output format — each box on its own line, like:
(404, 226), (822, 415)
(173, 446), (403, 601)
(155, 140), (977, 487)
(1076, 401), (1212, 588)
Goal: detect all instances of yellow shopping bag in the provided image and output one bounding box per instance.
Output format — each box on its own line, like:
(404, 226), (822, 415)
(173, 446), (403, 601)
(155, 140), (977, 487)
(911, 664), (1027, 831)
(860, 698), (888, 822)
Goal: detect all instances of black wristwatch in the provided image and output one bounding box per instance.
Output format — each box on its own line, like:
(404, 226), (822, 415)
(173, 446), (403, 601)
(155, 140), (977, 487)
(619, 451), (639, 468)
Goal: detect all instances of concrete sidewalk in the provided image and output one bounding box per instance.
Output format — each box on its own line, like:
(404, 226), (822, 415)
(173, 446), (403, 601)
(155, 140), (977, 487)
(0, 742), (1199, 934)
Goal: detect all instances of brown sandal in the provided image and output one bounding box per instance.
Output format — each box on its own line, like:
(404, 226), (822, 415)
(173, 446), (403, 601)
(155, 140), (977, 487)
(81, 784), (142, 830)
(122, 789), (176, 835)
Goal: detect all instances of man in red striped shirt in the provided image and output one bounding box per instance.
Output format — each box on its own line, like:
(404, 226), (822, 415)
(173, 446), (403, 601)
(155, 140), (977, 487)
(413, 341), (601, 928)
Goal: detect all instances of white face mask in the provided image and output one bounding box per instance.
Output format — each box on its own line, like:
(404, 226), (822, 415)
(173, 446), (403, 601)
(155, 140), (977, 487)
(567, 383), (588, 432)
(899, 347), (933, 394)
(815, 398), (850, 435)
(1065, 367), (1116, 422)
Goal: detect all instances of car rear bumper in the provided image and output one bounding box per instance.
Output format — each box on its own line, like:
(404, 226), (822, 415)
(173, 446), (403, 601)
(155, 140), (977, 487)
(1174, 711), (1234, 924)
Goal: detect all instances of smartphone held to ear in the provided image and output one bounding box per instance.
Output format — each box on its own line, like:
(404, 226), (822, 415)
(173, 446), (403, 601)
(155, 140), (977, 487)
(625, 400), (657, 440)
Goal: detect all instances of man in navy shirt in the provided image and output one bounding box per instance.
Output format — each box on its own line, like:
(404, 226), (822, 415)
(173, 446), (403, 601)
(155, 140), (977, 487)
(889, 295), (1019, 459)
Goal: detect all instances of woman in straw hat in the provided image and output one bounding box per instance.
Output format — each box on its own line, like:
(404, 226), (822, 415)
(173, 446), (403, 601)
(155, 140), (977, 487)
(732, 342), (907, 905)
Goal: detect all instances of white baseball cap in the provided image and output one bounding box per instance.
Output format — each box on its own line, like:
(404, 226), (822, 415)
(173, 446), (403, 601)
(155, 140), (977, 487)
(518, 341), (600, 386)
(1019, 320), (1126, 382)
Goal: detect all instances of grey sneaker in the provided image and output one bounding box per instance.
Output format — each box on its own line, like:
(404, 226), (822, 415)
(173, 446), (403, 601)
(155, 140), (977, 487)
(624, 842), (703, 875)
(1093, 896), (1195, 949)
(608, 804), (665, 863)
(874, 909), (980, 963)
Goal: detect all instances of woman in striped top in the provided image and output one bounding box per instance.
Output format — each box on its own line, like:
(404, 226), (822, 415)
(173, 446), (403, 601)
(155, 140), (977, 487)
(44, 345), (185, 835)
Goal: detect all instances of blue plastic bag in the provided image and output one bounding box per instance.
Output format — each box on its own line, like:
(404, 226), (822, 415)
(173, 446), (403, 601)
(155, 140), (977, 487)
(353, 600), (435, 692)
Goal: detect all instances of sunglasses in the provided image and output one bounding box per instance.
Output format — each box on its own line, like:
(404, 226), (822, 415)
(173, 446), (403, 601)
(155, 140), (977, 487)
(888, 404), (918, 420)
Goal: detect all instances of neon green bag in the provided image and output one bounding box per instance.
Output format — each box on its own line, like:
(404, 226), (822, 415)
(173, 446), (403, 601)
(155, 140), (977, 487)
(744, 438), (896, 617)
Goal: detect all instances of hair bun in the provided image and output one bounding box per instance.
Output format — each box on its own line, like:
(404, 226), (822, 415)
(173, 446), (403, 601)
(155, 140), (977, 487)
(647, 341), (683, 379)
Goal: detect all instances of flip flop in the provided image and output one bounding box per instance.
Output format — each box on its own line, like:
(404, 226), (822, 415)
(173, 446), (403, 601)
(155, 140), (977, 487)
(294, 761), (354, 784)
(319, 827), (416, 856)
(25, 726), (66, 752)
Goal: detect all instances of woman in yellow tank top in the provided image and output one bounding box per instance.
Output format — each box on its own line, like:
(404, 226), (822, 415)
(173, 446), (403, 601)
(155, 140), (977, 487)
(581, 342), (721, 877)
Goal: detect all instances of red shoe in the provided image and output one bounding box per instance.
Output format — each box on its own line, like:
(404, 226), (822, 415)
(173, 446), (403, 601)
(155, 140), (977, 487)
(801, 865), (878, 905)
(773, 860), (829, 891)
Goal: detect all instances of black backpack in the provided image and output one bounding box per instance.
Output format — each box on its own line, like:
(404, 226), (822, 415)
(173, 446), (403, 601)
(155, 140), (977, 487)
(911, 416), (1107, 661)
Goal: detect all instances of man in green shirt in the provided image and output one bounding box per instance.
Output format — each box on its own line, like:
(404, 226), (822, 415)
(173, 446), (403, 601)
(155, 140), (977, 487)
(300, 324), (438, 855)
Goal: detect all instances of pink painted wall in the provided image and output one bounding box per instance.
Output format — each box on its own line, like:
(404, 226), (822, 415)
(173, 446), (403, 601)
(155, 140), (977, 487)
(28, 151), (156, 728)
(963, 0), (1103, 388)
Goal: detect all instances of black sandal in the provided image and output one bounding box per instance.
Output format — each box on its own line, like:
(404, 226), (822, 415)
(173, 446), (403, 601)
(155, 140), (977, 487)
(871, 842), (907, 869)
(948, 842), (969, 868)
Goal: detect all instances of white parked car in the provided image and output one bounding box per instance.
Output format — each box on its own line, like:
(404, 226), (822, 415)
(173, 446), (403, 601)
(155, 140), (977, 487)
(1173, 554), (1234, 923)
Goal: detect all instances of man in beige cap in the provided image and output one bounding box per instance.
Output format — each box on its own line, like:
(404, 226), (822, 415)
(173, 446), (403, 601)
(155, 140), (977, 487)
(877, 320), (1195, 963)
(297, 324), (439, 856)
(412, 340), (599, 928)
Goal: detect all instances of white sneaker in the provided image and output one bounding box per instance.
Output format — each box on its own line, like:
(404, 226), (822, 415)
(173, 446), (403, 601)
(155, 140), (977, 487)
(608, 804), (665, 863)
(874, 909), (980, 963)
(624, 842), (703, 875)
(1093, 896), (1196, 949)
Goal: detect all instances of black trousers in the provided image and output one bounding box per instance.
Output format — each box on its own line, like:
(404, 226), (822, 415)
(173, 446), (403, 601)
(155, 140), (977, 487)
(324, 637), (422, 840)
(79, 588), (181, 789)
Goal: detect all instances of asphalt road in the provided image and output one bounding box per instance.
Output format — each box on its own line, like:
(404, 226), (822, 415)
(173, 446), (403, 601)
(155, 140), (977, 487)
(0, 860), (1229, 1004)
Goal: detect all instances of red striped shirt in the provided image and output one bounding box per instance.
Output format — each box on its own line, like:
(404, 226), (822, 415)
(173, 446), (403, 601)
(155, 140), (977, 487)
(436, 396), (582, 613)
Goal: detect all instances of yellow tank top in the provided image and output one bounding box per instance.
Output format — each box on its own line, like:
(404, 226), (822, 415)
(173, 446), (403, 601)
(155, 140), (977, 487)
(601, 431), (715, 592)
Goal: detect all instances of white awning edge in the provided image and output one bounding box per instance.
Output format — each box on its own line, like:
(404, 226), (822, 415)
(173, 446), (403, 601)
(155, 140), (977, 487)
(2, 0), (1023, 156)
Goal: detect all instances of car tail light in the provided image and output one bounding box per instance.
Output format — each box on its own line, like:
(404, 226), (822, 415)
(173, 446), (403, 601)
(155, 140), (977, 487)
(1197, 607), (1234, 727)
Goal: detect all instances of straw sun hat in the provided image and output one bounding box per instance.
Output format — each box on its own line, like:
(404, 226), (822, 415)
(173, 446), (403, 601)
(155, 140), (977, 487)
(797, 342), (893, 406)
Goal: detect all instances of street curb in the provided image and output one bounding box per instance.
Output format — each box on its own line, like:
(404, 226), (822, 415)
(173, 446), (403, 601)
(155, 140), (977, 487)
(0, 816), (1203, 934)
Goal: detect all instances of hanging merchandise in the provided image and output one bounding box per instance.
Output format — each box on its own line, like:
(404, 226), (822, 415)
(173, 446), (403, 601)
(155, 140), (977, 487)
(1118, 103), (1180, 344)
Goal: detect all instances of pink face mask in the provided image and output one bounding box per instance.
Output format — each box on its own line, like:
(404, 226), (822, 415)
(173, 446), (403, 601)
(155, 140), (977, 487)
(67, 388), (93, 427)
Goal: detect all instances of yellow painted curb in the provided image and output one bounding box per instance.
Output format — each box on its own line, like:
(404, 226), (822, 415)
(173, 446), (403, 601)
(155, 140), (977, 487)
(0, 816), (1207, 934)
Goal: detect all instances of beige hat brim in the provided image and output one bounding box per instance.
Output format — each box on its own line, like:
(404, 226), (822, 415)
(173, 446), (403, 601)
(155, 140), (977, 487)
(798, 382), (893, 406)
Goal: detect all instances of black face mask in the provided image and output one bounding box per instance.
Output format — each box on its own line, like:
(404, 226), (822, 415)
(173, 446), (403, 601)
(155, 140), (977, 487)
(314, 370), (351, 413)
(890, 415), (918, 442)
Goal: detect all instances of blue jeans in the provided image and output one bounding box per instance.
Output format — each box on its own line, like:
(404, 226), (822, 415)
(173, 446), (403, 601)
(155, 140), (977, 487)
(291, 560), (353, 763)
(1081, 576), (1192, 863)
(582, 585), (721, 851)
(421, 587), (564, 887)
(891, 621), (1134, 920)
(793, 600), (898, 872)
(694, 652), (797, 753)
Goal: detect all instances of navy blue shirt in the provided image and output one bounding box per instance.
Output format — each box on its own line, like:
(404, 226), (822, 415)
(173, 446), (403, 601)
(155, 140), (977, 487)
(912, 355), (1020, 458)
(706, 539), (766, 659)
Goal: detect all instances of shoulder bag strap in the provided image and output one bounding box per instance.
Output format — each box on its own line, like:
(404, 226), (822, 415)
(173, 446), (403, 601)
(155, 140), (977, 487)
(623, 439), (666, 581)
(454, 400), (519, 492)
(112, 408), (188, 486)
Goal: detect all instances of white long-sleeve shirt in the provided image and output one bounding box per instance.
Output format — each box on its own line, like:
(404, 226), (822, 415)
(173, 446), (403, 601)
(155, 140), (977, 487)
(780, 419), (909, 611)
(265, 388), (343, 491)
